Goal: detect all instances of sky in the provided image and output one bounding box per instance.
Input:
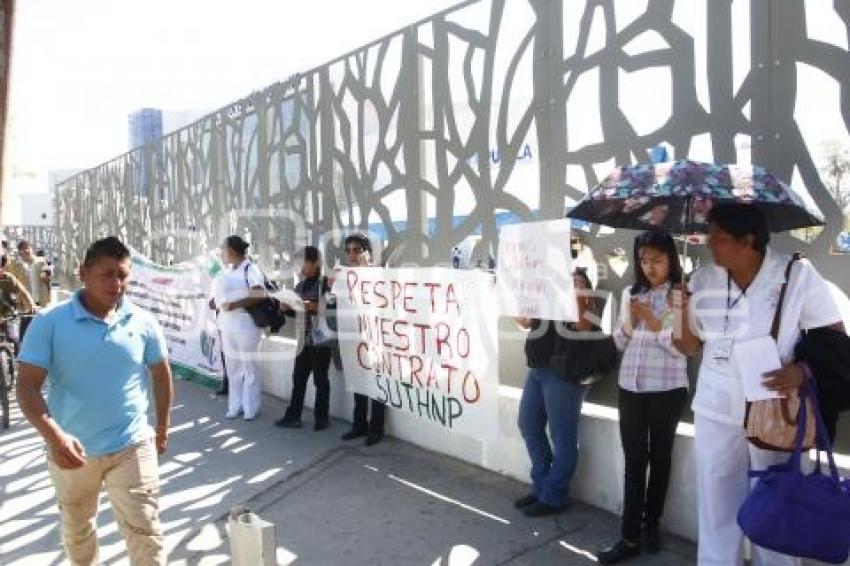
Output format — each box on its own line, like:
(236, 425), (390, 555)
(5, 0), (846, 226)
(3, 0), (461, 218)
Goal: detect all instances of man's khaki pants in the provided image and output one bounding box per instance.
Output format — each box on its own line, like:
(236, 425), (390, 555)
(47, 438), (165, 565)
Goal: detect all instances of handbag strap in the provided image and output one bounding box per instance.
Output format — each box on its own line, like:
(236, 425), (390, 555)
(245, 263), (274, 294)
(762, 253), (804, 427)
(799, 364), (841, 480)
(770, 253), (802, 340)
(790, 364), (841, 481)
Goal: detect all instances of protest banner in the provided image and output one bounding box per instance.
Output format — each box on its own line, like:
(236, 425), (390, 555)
(496, 219), (577, 321)
(333, 267), (499, 440)
(127, 251), (224, 388)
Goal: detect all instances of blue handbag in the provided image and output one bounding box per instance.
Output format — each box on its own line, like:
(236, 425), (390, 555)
(737, 367), (850, 564)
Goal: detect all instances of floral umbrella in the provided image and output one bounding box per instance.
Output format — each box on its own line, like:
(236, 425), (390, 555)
(567, 159), (824, 234)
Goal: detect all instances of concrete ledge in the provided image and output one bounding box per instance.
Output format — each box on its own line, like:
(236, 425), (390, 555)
(255, 334), (850, 547)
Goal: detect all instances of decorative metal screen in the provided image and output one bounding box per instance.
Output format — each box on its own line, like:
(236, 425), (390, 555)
(55, 0), (849, 291)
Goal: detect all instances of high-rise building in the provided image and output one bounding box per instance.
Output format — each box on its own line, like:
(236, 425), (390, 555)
(128, 109), (164, 197)
(127, 108), (209, 198)
(128, 108), (163, 150)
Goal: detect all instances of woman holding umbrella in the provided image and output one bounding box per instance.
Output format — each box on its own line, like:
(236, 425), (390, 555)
(674, 202), (842, 565)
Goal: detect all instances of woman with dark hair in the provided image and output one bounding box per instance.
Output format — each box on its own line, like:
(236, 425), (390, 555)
(213, 235), (266, 420)
(275, 246), (333, 431)
(515, 269), (601, 517)
(674, 202), (843, 565)
(338, 233), (387, 446)
(597, 230), (688, 564)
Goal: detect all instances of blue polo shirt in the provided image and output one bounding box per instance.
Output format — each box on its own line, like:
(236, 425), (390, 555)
(18, 291), (168, 456)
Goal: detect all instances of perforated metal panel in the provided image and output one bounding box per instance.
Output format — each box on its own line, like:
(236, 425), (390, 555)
(53, 0), (849, 293)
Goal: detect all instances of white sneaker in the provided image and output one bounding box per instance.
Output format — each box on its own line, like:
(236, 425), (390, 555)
(225, 411), (241, 419)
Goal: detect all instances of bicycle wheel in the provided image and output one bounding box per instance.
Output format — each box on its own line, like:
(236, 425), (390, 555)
(0, 346), (11, 429)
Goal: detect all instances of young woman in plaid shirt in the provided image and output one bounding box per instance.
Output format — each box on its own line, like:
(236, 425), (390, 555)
(597, 230), (688, 564)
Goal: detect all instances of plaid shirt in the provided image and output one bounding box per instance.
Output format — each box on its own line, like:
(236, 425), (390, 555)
(614, 283), (688, 393)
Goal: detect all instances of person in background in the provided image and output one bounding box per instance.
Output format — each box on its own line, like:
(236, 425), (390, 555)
(571, 233), (598, 288)
(8, 240), (52, 308)
(275, 246), (333, 431)
(597, 230), (688, 564)
(7, 240), (50, 343)
(0, 269), (36, 315)
(16, 236), (173, 565)
(674, 203), (843, 565)
(514, 269), (599, 517)
(451, 246), (462, 269)
(0, 268), (37, 354)
(1, 240), (9, 268)
(212, 235), (266, 421)
(338, 233), (387, 446)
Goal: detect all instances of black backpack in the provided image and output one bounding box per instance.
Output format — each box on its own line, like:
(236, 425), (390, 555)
(243, 264), (286, 333)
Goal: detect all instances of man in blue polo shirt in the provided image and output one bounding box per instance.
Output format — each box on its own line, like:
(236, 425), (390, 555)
(17, 236), (173, 565)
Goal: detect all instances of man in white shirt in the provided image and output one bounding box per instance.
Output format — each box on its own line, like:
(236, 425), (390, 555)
(674, 203), (843, 566)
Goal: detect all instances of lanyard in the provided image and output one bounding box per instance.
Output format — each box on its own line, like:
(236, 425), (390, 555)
(724, 273), (746, 335)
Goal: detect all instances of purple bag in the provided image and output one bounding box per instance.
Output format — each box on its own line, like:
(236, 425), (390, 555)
(737, 368), (850, 564)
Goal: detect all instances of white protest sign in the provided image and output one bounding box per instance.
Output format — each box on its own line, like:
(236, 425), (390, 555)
(127, 252), (224, 385)
(496, 219), (577, 321)
(333, 267), (499, 440)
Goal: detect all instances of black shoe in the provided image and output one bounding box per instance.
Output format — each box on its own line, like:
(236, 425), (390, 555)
(341, 428), (368, 441)
(642, 524), (661, 554)
(365, 432), (384, 446)
(597, 540), (641, 564)
(514, 494), (537, 509)
(314, 419), (329, 431)
(521, 501), (564, 517)
(274, 417), (302, 429)
(215, 388), (228, 396)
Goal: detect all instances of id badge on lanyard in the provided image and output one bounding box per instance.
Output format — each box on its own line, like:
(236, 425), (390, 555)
(705, 337), (734, 371)
(706, 274), (743, 371)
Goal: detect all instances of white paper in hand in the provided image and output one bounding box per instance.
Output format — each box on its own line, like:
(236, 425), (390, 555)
(273, 288), (302, 307)
(732, 336), (784, 401)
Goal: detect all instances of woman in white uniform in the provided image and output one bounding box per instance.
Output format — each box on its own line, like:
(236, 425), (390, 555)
(213, 235), (266, 420)
(674, 203), (843, 565)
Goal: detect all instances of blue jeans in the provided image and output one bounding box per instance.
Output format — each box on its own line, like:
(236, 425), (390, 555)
(518, 367), (587, 508)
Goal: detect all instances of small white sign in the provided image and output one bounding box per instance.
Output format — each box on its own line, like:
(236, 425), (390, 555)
(496, 219), (577, 321)
(732, 336), (784, 401)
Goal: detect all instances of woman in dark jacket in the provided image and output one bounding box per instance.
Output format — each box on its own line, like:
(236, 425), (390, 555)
(515, 269), (606, 516)
(275, 246), (333, 431)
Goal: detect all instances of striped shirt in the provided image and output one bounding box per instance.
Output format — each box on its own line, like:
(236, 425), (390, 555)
(614, 282), (688, 393)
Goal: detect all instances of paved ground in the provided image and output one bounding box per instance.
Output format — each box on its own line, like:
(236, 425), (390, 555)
(0, 378), (696, 565)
